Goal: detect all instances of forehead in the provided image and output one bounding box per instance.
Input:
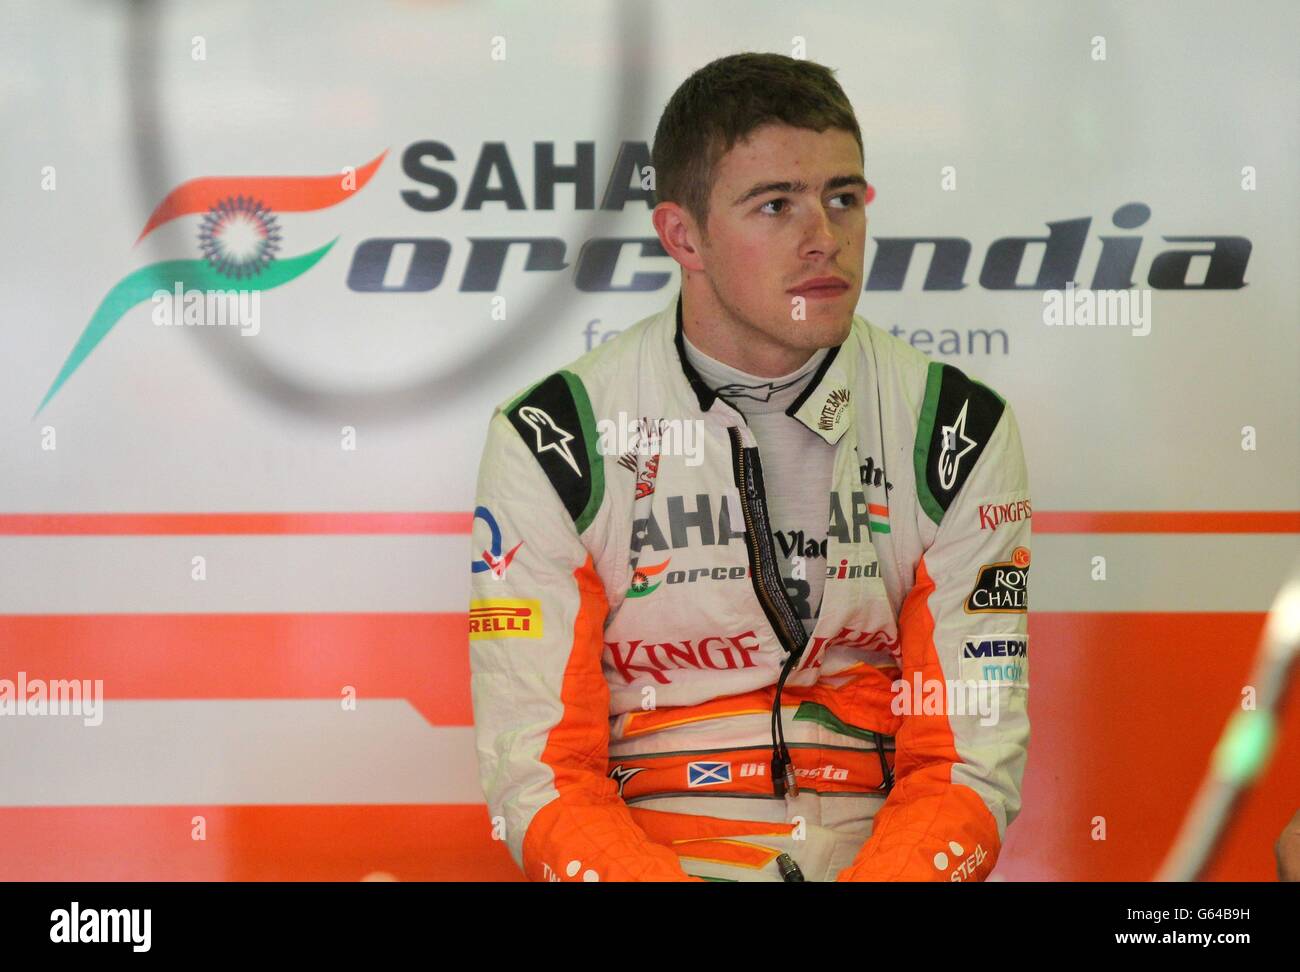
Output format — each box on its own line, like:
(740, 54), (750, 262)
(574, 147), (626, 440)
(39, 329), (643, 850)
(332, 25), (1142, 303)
(712, 123), (862, 185)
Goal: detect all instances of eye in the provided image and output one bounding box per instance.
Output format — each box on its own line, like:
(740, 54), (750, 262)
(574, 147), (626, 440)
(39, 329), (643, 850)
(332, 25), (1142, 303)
(759, 198), (787, 215)
(829, 192), (861, 209)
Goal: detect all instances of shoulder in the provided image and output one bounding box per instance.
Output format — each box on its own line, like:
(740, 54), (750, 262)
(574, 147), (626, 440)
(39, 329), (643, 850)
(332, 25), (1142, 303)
(853, 313), (1013, 421)
(852, 316), (1020, 526)
(493, 305), (662, 415)
(485, 304), (665, 534)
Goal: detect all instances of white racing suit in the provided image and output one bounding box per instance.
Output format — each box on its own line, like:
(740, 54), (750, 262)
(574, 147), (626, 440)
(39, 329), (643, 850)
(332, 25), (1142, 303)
(468, 290), (1031, 881)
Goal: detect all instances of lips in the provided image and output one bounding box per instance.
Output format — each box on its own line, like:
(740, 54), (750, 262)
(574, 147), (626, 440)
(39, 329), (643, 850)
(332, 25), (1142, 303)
(788, 276), (850, 298)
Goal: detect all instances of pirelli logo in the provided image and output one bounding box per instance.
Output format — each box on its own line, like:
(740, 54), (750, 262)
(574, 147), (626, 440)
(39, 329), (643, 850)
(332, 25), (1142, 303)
(469, 599), (543, 640)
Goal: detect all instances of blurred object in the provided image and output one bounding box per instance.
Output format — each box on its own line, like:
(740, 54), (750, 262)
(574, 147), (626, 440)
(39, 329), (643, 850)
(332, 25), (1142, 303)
(1276, 809), (1300, 882)
(1157, 556), (1300, 881)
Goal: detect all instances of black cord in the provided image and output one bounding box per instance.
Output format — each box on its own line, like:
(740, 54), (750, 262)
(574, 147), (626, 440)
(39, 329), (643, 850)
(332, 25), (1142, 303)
(770, 648), (802, 797)
(873, 730), (895, 793)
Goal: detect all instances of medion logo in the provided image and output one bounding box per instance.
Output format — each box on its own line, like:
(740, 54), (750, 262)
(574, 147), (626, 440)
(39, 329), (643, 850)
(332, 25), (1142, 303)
(349, 142), (1250, 294)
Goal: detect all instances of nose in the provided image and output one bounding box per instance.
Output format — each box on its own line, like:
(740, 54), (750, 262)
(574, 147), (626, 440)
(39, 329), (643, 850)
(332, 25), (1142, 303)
(800, 201), (841, 260)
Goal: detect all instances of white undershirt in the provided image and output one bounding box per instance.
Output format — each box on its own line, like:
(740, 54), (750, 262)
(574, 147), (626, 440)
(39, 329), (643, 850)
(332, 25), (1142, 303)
(682, 334), (836, 635)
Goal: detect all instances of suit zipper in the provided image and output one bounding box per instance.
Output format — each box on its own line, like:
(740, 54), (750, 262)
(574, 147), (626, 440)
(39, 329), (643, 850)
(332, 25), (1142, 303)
(727, 425), (809, 797)
(728, 427), (807, 650)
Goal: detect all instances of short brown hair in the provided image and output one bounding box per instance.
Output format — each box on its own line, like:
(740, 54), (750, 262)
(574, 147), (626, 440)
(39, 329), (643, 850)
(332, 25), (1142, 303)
(651, 52), (863, 237)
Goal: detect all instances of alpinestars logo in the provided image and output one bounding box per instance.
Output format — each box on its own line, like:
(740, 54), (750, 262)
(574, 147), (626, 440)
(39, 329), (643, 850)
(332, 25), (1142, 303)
(714, 376), (806, 403)
(608, 764), (645, 797)
(517, 406), (582, 476)
(938, 399), (978, 489)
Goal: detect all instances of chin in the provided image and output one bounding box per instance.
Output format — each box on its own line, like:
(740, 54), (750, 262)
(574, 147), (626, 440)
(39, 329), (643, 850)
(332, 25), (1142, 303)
(810, 314), (853, 348)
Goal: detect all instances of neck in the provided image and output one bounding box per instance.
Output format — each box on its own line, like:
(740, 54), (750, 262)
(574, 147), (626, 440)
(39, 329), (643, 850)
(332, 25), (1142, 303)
(680, 278), (816, 378)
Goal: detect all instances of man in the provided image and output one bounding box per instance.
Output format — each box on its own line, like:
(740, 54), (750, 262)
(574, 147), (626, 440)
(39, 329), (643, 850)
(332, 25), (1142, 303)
(468, 52), (1031, 881)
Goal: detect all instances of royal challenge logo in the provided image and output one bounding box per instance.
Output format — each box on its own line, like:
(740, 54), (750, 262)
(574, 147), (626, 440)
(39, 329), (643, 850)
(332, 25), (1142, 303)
(34, 152), (388, 415)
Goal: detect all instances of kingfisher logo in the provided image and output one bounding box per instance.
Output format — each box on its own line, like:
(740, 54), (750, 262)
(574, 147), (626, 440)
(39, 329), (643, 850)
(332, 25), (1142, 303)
(978, 498), (1032, 531)
(34, 152), (388, 414)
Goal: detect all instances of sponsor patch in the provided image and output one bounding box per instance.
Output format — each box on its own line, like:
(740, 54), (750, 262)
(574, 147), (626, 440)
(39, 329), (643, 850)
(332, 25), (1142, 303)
(933, 841), (988, 882)
(625, 557), (671, 598)
(636, 453), (660, 499)
(687, 761), (732, 787)
(961, 636), (1028, 686)
(978, 497), (1032, 531)
(963, 549), (1030, 613)
(471, 506), (523, 578)
(818, 388), (851, 431)
(605, 630), (763, 685)
(505, 370), (603, 534)
(914, 362), (1006, 526)
(468, 599), (543, 639)
(858, 455), (892, 491)
(607, 764), (645, 798)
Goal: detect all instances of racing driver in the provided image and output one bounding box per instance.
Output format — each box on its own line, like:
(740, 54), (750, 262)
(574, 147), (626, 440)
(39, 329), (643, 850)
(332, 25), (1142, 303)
(467, 52), (1032, 882)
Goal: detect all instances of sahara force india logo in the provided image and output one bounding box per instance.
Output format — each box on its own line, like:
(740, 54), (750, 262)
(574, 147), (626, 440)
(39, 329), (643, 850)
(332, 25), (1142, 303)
(625, 558), (671, 598)
(34, 152), (388, 415)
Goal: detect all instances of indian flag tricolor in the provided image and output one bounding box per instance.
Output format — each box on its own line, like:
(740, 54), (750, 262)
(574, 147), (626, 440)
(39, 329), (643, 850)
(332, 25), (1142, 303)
(34, 150), (388, 416)
(869, 503), (890, 534)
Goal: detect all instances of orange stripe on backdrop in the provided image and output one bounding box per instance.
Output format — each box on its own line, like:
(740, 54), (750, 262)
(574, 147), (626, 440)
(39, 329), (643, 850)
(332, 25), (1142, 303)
(0, 611), (1294, 880)
(1003, 612), (1300, 882)
(0, 805), (520, 882)
(0, 614), (472, 727)
(1032, 511), (1300, 533)
(0, 513), (471, 535)
(0, 510), (1296, 535)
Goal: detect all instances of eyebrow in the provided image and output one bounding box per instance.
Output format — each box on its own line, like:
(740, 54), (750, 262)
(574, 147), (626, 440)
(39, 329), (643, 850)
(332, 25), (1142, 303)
(732, 173), (868, 207)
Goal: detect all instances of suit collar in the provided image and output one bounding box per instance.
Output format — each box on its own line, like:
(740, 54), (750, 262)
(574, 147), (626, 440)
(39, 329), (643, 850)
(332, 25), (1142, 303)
(665, 287), (859, 444)
(672, 290), (718, 412)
